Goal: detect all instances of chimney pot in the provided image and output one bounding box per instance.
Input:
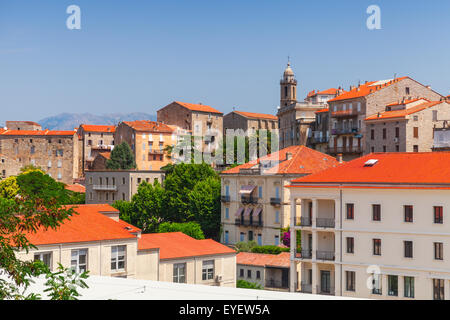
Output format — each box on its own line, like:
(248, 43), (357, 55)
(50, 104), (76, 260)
(337, 153), (343, 163)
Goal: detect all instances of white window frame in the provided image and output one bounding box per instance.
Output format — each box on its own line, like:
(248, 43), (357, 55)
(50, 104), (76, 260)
(111, 245), (126, 272)
(71, 249), (88, 274)
(202, 260), (214, 281)
(173, 263), (186, 283)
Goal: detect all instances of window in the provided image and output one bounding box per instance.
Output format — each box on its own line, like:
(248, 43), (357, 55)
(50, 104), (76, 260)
(395, 127), (399, 138)
(225, 207), (229, 220)
(274, 235), (279, 246)
(240, 232), (245, 242)
(57, 160), (62, 168)
(239, 269), (244, 277)
(372, 204), (381, 221)
(404, 205), (413, 222)
(373, 239), (381, 255)
(404, 241), (413, 258)
(173, 263), (186, 283)
(405, 87), (410, 95)
(413, 127), (419, 138)
(30, 146), (35, 154)
(111, 245), (126, 272)
(433, 110), (438, 122)
(372, 273), (382, 294)
(224, 231), (229, 244)
(404, 277), (415, 298)
(247, 270), (252, 278)
(346, 203), (354, 220)
(434, 242), (443, 260)
(256, 271), (261, 279)
(433, 279), (445, 300)
(71, 249), (88, 273)
(371, 129), (375, 140)
(413, 145), (419, 152)
(258, 186), (262, 198)
(275, 211), (280, 223)
(202, 260), (214, 281)
(382, 146), (386, 153)
(346, 237), (354, 254)
(57, 172), (62, 180)
(388, 275), (398, 296)
(382, 128), (386, 139)
(346, 271), (355, 291)
(434, 206), (443, 224)
(34, 252), (52, 270)
(257, 234), (262, 246)
(225, 185), (230, 196)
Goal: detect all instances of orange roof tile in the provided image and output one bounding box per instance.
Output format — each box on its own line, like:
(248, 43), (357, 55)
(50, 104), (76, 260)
(328, 77), (408, 102)
(123, 120), (174, 133)
(307, 88), (342, 98)
(386, 98), (423, 107)
(174, 101), (222, 114)
(365, 101), (442, 121)
(80, 124), (116, 133)
(64, 183), (86, 193)
(138, 232), (235, 259)
(221, 145), (340, 175)
(237, 252), (290, 268)
(23, 204), (140, 246)
(315, 108), (329, 114)
(289, 152), (450, 187)
(0, 129), (75, 136)
(233, 111), (278, 120)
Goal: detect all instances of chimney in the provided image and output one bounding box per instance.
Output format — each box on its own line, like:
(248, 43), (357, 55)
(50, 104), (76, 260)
(426, 85), (431, 90)
(337, 153), (343, 163)
(286, 152), (293, 160)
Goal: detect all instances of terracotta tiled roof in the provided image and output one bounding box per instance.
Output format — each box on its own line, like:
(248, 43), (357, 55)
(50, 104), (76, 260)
(237, 252), (290, 268)
(233, 111), (278, 120)
(123, 120), (174, 133)
(80, 124), (116, 133)
(98, 152), (111, 159)
(64, 183), (86, 193)
(138, 232), (236, 259)
(328, 77), (409, 102)
(307, 88), (342, 98)
(289, 152), (450, 187)
(386, 98), (423, 107)
(23, 204), (140, 246)
(0, 129), (75, 136)
(174, 101), (222, 114)
(221, 145), (340, 175)
(315, 108), (329, 114)
(365, 101), (442, 121)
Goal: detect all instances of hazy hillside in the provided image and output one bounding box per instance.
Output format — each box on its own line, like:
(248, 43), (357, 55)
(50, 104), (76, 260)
(37, 112), (156, 130)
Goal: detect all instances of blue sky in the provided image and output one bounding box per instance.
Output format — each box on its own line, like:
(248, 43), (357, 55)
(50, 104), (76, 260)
(1, 0), (449, 121)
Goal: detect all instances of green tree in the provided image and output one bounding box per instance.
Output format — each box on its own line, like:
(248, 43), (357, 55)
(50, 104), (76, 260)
(0, 184), (74, 299)
(0, 176), (19, 199)
(43, 263), (89, 300)
(112, 200), (134, 224)
(106, 142), (136, 170)
(187, 176), (221, 239)
(157, 222), (205, 240)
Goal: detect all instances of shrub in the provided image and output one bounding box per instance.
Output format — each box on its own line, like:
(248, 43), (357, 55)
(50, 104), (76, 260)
(236, 280), (263, 290)
(251, 245), (289, 255)
(235, 240), (258, 252)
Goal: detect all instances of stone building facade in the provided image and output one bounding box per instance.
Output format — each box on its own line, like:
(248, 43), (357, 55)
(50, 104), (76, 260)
(114, 120), (175, 171)
(0, 129), (80, 184)
(327, 77), (444, 160)
(5, 121), (42, 131)
(85, 170), (165, 204)
(365, 99), (450, 153)
(223, 111), (278, 135)
(77, 124), (115, 174)
(157, 101), (223, 153)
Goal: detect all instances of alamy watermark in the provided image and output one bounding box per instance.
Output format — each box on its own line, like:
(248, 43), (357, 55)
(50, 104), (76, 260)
(66, 5), (81, 30)
(366, 5), (381, 30)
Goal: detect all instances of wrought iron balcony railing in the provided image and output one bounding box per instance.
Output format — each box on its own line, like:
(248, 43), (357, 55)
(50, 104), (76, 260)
(316, 250), (335, 261)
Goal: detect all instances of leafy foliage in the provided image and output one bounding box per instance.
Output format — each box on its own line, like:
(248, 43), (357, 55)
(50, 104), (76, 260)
(234, 241), (258, 252)
(0, 176), (19, 199)
(157, 222), (205, 240)
(43, 264), (89, 300)
(251, 245), (289, 255)
(106, 142), (136, 170)
(236, 280), (263, 290)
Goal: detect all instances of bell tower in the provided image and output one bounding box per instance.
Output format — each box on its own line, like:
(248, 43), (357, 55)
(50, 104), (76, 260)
(280, 61), (298, 107)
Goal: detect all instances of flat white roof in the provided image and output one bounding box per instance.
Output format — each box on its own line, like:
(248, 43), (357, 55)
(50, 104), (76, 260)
(15, 275), (360, 300)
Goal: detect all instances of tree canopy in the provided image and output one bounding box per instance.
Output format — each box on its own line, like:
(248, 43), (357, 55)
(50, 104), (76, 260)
(106, 142), (136, 170)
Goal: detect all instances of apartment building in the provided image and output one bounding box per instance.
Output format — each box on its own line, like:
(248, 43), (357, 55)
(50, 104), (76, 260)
(157, 101), (223, 152)
(17, 204), (235, 286)
(365, 99), (450, 153)
(308, 108), (330, 153)
(85, 170), (165, 204)
(77, 124), (115, 173)
(220, 145), (340, 247)
(114, 120), (175, 171)
(0, 129), (80, 184)
(288, 152), (450, 300)
(327, 77), (443, 160)
(138, 232), (236, 287)
(237, 252), (291, 291)
(278, 62), (343, 149)
(223, 111), (278, 134)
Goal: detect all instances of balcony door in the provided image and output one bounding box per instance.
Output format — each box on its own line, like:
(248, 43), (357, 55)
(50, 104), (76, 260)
(320, 271), (331, 293)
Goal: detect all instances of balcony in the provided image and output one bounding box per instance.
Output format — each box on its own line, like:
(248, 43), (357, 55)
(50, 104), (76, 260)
(316, 250), (335, 261)
(221, 195), (230, 202)
(234, 219), (244, 226)
(331, 127), (359, 135)
(234, 219), (263, 227)
(92, 185), (117, 191)
(299, 249), (312, 259)
(331, 110), (359, 118)
(316, 218), (335, 228)
(250, 220), (264, 227)
(91, 145), (112, 151)
(270, 197), (281, 206)
(300, 217), (312, 227)
(148, 149), (164, 155)
(316, 285), (335, 295)
(327, 146), (363, 155)
(241, 195), (258, 204)
(300, 283), (312, 293)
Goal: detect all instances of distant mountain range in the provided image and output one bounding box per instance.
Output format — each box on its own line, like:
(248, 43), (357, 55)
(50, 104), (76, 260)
(36, 112), (157, 130)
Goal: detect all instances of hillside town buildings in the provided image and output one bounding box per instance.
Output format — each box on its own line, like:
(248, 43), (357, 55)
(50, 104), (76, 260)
(289, 152), (450, 300)
(223, 111), (278, 134)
